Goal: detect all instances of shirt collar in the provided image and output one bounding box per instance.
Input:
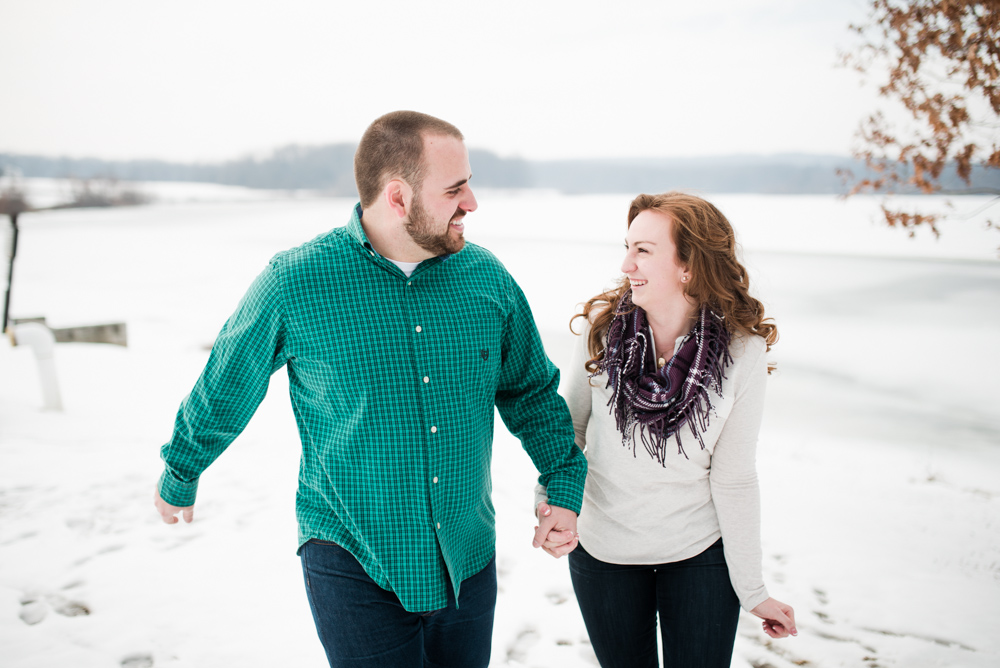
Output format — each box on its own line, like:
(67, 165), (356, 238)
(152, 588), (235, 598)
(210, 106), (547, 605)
(347, 202), (454, 264)
(346, 203), (373, 251)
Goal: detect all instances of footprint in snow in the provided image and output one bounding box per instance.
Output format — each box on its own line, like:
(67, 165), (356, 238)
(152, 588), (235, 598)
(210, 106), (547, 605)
(17, 593), (91, 625)
(545, 589), (570, 605)
(121, 653), (154, 668)
(812, 587), (833, 623)
(0, 531), (38, 547)
(505, 627), (540, 663)
(53, 598), (91, 616)
(18, 599), (47, 626)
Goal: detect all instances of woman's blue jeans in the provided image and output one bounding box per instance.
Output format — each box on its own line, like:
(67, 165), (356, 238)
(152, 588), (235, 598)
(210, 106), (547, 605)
(568, 539), (740, 668)
(300, 539), (496, 668)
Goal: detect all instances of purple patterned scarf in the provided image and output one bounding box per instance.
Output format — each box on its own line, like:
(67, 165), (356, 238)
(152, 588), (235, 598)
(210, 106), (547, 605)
(596, 291), (732, 463)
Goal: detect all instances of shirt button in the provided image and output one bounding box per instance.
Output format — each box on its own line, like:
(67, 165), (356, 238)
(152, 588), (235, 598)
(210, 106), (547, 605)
(369, 251), (375, 257)
(423, 376), (429, 383)
(430, 426), (437, 433)
(433, 476), (439, 483)
(437, 523), (441, 529)
(407, 281), (412, 286)
(415, 325), (422, 332)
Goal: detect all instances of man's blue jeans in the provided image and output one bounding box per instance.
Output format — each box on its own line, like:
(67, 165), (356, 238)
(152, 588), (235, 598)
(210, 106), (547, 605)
(300, 539), (496, 668)
(568, 539), (740, 668)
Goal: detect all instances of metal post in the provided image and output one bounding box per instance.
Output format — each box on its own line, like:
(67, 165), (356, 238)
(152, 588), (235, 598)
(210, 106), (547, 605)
(2, 212), (18, 335)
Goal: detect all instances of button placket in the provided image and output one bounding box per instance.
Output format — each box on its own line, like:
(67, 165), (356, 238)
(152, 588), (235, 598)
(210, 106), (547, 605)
(408, 287), (444, 538)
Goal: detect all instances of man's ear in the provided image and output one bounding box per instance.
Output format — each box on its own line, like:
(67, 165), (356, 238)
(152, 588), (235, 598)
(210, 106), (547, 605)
(384, 179), (412, 219)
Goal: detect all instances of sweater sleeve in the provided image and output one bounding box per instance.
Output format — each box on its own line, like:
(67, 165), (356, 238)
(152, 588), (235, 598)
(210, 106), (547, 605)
(709, 337), (770, 611)
(564, 325), (594, 452)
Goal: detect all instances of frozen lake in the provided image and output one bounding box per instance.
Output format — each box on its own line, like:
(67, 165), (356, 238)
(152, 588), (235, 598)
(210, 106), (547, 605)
(2, 186), (999, 667)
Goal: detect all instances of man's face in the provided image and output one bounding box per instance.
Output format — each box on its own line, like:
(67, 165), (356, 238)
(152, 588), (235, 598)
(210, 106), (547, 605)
(404, 134), (478, 256)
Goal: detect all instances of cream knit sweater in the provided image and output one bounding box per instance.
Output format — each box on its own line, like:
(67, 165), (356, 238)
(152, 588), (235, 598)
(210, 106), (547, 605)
(541, 322), (771, 611)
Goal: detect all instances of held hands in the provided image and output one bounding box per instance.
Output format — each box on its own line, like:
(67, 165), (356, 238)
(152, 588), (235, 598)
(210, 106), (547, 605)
(533, 501), (579, 558)
(751, 597), (797, 638)
(154, 485), (194, 524)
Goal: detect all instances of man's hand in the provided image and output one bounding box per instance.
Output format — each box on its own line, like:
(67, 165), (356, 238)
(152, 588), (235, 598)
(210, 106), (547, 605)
(154, 486), (194, 524)
(751, 597), (797, 638)
(532, 501), (578, 558)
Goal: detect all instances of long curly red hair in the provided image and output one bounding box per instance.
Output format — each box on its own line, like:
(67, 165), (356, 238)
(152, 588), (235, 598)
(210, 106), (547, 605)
(572, 192), (778, 373)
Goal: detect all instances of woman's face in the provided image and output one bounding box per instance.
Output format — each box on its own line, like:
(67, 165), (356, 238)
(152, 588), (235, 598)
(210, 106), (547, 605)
(621, 209), (690, 313)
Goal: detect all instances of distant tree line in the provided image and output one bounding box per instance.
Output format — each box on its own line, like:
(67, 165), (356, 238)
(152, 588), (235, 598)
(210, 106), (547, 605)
(0, 144), (361, 194)
(3, 145), (998, 196)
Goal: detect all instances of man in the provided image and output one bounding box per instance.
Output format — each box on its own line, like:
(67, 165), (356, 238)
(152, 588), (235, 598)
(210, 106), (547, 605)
(154, 111), (586, 667)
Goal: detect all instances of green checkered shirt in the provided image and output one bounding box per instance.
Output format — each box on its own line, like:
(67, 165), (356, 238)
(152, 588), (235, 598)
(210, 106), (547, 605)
(158, 204), (587, 612)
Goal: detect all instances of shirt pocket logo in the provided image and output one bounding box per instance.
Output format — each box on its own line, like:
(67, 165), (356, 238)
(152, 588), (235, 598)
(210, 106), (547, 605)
(480, 349), (489, 361)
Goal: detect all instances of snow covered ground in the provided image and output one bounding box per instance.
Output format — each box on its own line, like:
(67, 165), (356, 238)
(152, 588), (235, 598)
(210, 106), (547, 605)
(1, 185), (998, 667)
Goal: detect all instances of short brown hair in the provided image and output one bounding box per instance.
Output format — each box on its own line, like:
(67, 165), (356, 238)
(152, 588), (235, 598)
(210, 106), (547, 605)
(354, 111), (464, 208)
(574, 192), (778, 372)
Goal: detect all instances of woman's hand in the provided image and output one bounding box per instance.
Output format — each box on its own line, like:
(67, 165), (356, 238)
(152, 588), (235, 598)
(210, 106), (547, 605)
(751, 597), (797, 638)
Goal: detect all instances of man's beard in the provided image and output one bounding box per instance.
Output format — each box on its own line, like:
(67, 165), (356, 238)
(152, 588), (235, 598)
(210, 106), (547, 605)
(404, 194), (466, 256)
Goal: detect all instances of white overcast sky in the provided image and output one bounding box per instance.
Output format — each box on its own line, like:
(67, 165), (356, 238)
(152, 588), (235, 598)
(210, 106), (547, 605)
(0, 0), (882, 162)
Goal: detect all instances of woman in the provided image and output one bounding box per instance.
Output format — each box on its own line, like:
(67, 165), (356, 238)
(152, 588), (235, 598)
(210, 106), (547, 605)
(536, 192), (796, 668)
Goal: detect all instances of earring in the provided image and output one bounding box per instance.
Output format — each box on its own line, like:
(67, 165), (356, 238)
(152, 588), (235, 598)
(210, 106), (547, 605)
(681, 276), (689, 283)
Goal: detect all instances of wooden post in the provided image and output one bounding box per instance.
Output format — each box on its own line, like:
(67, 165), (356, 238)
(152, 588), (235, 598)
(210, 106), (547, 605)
(2, 212), (18, 335)
(52, 322), (128, 347)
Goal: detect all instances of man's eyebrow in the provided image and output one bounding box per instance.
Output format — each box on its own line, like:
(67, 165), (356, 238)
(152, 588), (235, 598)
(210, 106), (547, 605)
(444, 176), (471, 190)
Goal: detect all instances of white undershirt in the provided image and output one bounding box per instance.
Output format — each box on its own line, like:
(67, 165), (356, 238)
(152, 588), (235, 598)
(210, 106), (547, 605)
(386, 257), (421, 277)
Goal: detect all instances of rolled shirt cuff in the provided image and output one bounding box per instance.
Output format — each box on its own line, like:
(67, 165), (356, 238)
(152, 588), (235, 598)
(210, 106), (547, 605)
(157, 469), (199, 507)
(539, 479), (584, 515)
